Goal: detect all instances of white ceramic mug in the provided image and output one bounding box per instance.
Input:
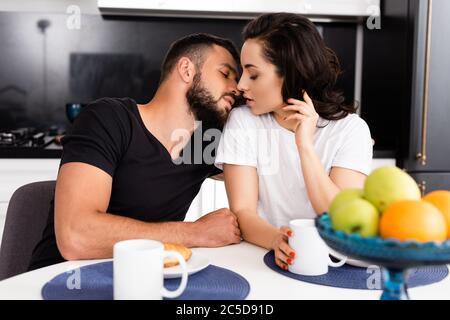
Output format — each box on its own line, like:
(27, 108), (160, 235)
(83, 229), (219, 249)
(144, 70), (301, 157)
(113, 239), (188, 300)
(288, 219), (347, 276)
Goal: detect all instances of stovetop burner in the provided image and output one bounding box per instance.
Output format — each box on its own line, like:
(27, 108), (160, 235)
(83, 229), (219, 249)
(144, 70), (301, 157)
(0, 128), (55, 148)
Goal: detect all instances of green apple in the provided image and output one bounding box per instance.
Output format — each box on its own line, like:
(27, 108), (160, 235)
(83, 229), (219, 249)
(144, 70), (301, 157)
(364, 166), (421, 212)
(329, 189), (364, 215)
(330, 198), (380, 237)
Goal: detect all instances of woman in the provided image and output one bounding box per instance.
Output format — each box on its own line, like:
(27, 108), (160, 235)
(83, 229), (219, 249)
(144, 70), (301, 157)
(215, 13), (373, 270)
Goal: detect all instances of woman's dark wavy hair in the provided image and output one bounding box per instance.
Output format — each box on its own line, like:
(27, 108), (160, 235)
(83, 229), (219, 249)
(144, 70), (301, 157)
(242, 12), (358, 121)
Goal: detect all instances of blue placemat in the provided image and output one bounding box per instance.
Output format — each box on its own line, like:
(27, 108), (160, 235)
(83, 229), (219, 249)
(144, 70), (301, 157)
(42, 262), (250, 300)
(264, 251), (448, 290)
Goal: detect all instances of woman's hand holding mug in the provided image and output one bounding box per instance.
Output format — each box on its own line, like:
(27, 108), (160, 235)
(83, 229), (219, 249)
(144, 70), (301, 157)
(272, 226), (296, 270)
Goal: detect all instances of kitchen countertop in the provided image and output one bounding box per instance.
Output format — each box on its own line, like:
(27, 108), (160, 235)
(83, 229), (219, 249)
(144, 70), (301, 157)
(0, 142), (62, 158)
(0, 241), (448, 300)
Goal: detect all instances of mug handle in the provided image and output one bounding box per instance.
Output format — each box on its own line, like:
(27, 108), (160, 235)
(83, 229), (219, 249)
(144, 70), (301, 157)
(161, 251), (188, 298)
(327, 253), (347, 268)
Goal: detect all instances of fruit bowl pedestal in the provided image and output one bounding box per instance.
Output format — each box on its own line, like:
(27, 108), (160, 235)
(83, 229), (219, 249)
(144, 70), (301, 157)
(316, 214), (450, 300)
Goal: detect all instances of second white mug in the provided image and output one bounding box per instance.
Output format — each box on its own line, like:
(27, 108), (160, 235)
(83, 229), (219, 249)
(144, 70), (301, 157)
(288, 219), (347, 276)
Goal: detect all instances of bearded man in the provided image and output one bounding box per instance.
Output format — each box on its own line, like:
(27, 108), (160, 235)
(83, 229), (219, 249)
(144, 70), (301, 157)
(28, 33), (241, 270)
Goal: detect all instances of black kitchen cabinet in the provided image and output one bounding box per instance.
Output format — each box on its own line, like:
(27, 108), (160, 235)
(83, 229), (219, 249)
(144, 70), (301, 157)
(363, 0), (450, 192)
(403, 0), (450, 192)
(410, 173), (450, 195)
(402, 0), (450, 173)
(361, 0), (414, 157)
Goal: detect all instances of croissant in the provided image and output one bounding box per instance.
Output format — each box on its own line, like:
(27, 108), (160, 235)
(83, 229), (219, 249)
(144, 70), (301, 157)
(163, 243), (192, 268)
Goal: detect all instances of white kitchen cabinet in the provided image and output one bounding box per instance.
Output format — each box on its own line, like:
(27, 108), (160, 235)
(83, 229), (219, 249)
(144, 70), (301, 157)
(371, 158), (396, 171)
(0, 159), (60, 202)
(185, 179), (228, 222)
(0, 159), (60, 248)
(0, 203), (8, 245)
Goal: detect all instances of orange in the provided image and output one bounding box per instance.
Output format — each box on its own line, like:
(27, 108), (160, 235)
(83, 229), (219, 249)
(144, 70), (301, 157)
(380, 200), (447, 242)
(423, 190), (450, 238)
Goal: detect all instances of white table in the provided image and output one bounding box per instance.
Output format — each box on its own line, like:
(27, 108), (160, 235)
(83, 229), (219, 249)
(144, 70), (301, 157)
(0, 242), (449, 300)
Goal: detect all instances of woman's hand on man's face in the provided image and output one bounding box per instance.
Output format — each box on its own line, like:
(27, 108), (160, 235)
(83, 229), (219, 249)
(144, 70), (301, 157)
(272, 226), (296, 270)
(282, 91), (319, 149)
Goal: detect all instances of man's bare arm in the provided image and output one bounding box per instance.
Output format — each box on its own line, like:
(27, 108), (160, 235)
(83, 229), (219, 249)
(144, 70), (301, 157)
(55, 163), (240, 260)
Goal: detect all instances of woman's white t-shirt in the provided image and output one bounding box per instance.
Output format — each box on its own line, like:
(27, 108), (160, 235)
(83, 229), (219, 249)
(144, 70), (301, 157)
(215, 106), (373, 228)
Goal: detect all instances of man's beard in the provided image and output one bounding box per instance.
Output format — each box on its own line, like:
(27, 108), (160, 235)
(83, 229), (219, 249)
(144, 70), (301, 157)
(186, 73), (230, 130)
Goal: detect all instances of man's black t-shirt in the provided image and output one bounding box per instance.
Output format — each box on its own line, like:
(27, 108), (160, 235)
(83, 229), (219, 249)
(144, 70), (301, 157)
(28, 97), (221, 270)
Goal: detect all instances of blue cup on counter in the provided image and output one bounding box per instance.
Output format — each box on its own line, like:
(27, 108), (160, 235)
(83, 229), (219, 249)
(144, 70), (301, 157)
(65, 103), (85, 123)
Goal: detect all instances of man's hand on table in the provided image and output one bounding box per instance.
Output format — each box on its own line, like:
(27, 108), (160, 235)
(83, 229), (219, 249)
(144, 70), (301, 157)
(189, 208), (241, 247)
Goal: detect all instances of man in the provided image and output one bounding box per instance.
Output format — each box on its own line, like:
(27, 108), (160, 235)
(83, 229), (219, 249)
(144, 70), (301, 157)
(29, 33), (242, 270)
